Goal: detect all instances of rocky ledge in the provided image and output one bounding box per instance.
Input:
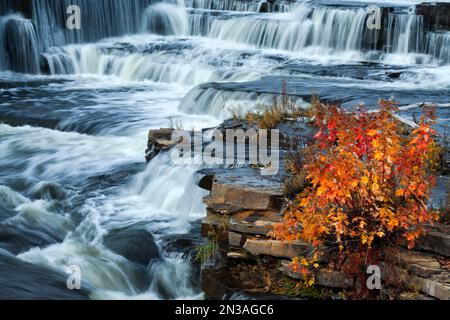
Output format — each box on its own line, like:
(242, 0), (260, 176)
(146, 114), (449, 300)
(198, 163), (449, 299)
(198, 119), (448, 300)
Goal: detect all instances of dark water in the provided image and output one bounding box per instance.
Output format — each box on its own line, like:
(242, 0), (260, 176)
(0, 0), (449, 299)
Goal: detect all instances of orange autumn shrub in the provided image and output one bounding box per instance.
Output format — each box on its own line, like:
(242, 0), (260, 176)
(273, 99), (440, 276)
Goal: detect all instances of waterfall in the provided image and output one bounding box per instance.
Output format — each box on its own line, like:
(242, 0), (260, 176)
(426, 32), (450, 65)
(179, 85), (306, 119)
(141, 3), (189, 36)
(188, 10), (217, 36)
(386, 12), (424, 54)
(184, 0), (294, 12)
(0, 14), (40, 73)
(207, 4), (370, 53)
(43, 43), (218, 85)
(0, 16), (6, 71)
(1, 0), (449, 301)
(31, 0), (155, 49)
(2, 0), (450, 75)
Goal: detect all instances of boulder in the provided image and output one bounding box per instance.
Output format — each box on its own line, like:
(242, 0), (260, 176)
(243, 239), (308, 259)
(416, 3), (450, 30)
(103, 225), (161, 266)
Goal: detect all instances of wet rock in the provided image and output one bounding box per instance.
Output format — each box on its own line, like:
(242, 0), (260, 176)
(279, 261), (353, 289)
(145, 128), (176, 162)
(386, 71), (402, 80)
(197, 174), (215, 191)
(204, 200), (244, 215)
(30, 181), (66, 200)
(229, 210), (282, 236)
(103, 225), (161, 266)
(243, 239), (308, 259)
(196, 168), (230, 192)
(0, 249), (90, 300)
(259, 2), (269, 13)
(416, 3), (450, 30)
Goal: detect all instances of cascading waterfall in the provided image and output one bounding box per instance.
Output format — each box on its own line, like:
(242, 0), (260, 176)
(43, 42), (219, 85)
(204, 4), (431, 59)
(184, 0), (294, 12)
(1, 0), (450, 301)
(188, 9), (217, 36)
(426, 32), (450, 64)
(179, 86), (306, 119)
(207, 5), (372, 53)
(141, 2), (189, 36)
(2, 0), (450, 75)
(31, 0), (155, 49)
(0, 16), (6, 71)
(0, 14), (40, 73)
(386, 12), (424, 54)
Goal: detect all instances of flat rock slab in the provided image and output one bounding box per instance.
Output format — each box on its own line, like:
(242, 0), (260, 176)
(416, 226), (450, 258)
(210, 171), (284, 211)
(229, 210), (282, 236)
(411, 276), (450, 300)
(384, 247), (443, 278)
(203, 197), (244, 215)
(279, 261), (353, 289)
(243, 239), (308, 259)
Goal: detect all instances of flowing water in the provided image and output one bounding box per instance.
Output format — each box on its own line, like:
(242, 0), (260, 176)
(0, 0), (449, 299)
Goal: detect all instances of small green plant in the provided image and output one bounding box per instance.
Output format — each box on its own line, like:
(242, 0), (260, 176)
(195, 240), (218, 266)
